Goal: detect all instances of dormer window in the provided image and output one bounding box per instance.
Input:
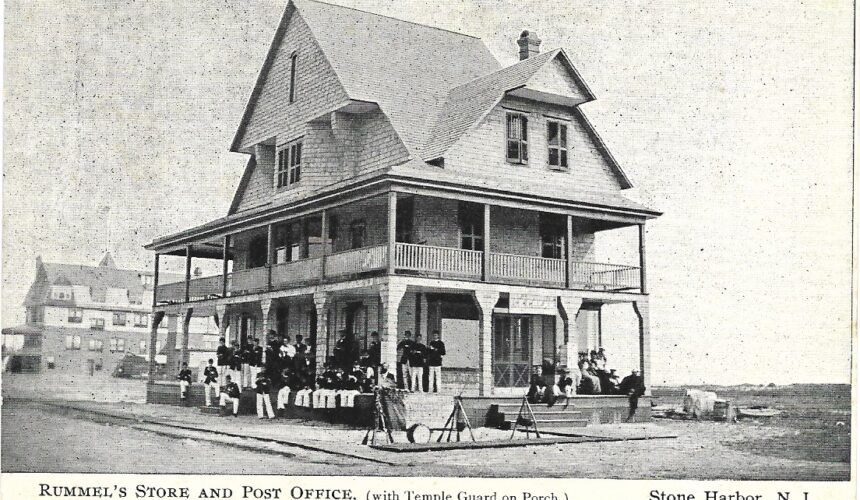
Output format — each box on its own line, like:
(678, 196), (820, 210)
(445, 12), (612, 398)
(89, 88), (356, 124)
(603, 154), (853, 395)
(506, 112), (528, 164)
(277, 139), (302, 188)
(547, 120), (568, 169)
(52, 287), (72, 300)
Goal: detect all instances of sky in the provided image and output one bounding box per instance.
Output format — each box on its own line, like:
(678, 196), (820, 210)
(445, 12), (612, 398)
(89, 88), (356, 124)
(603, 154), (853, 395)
(2, 0), (854, 385)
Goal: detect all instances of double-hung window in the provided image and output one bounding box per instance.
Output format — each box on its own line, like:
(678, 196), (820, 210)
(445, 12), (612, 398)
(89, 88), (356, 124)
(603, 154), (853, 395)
(90, 318), (105, 330)
(547, 120), (568, 169)
(458, 202), (484, 251)
(506, 112), (528, 164)
(277, 140), (303, 188)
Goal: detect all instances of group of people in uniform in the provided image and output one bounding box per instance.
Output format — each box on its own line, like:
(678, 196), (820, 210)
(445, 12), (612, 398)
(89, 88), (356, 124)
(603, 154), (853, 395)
(527, 347), (646, 420)
(395, 330), (446, 392)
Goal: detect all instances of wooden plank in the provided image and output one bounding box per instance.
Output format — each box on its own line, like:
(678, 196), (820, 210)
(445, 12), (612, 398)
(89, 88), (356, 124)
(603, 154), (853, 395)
(370, 435), (618, 453)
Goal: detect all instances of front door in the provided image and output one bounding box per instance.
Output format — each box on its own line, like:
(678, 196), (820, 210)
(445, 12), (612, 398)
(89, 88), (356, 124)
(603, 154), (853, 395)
(493, 315), (531, 387)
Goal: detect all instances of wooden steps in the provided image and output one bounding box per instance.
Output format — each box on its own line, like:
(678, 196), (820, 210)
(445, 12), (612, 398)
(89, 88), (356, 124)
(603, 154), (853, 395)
(491, 399), (588, 431)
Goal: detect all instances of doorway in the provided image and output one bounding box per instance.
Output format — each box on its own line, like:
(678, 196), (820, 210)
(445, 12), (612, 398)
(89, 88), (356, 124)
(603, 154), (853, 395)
(493, 315), (531, 387)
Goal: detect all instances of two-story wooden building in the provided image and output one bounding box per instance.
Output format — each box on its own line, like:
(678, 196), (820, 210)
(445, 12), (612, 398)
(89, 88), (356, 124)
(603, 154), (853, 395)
(145, 0), (660, 413)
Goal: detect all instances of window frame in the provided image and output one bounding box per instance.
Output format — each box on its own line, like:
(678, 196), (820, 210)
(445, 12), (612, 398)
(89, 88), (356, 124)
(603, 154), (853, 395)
(458, 202), (484, 251)
(133, 313), (148, 327)
(276, 139), (303, 188)
(546, 119), (569, 170)
(65, 335), (81, 350)
(288, 52), (298, 103)
(90, 318), (105, 331)
(505, 111), (529, 164)
(68, 308), (83, 323)
(112, 312), (127, 326)
(349, 219), (367, 250)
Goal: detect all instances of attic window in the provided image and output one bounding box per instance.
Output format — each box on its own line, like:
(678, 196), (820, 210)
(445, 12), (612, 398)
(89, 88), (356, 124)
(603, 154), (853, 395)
(277, 139), (302, 188)
(547, 120), (568, 169)
(289, 52), (298, 103)
(506, 112), (528, 164)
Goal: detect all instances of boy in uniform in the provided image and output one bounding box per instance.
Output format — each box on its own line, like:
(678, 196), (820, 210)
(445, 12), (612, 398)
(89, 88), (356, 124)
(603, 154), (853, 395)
(216, 338), (229, 385)
(427, 330), (446, 392)
(408, 333), (428, 393)
(203, 359), (219, 407)
(229, 340), (243, 386)
(177, 362), (193, 402)
(255, 371), (275, 419)
(396, 331), (414, 390)
(219, 375), (241, 417)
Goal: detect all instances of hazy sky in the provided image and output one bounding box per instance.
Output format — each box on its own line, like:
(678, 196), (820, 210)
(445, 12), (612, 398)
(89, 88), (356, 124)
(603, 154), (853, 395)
(3, 0), (853, 385)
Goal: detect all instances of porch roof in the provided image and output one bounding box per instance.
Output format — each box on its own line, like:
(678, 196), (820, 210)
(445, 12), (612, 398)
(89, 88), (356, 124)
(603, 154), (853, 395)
(145, 163), (660, 254)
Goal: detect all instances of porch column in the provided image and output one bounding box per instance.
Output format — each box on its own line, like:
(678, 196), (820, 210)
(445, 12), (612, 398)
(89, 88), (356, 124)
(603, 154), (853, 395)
(260, 299), (273, 364)
(164, 314), (179, 377)
(378, 283), (407, 371)
(473, 290), (498, 396)
(417, 293), (427, 339)
(180, 307), (193, 367)
(152, 254), (160, 307)
(482, 204), (491, 281)
(387, 192), (397, 274)
(215, 304), (229, 341)
(633, 300), (651, 395)
(639, 223), (647, 294)
(313, 292), (330, 374)
(184, 245), (192, 302)
(147, 311), (165, 383)
(557, 295), (583, 370)
(320, 210), (328, 281)
(565, 215), (573, 289)
(267, 224), (274, 290)
(222, 235), (230, 297)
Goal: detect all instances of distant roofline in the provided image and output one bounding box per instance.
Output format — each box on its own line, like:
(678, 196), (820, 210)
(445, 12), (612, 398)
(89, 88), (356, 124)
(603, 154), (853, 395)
(302, 0), (482, 40)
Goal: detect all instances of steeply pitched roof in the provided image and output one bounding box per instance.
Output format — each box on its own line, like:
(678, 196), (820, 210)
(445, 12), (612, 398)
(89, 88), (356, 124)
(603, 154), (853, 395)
(230, 0), (501, 156)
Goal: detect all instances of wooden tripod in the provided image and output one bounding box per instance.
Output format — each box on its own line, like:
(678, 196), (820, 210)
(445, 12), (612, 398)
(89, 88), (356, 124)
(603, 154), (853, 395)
(436, 396), (476, 442)
(510, 395), (541, 439)
(362, 388), (394, 445)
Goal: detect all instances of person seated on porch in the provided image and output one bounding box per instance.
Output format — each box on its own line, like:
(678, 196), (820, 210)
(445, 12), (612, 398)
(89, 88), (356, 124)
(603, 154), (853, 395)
(313, 359), (339, 409)
(396, 331), (414, 390)
(408, 333), (428, 393)
(294, 373), (313, 407)
(276, 367), (292, 410)
(618, 369), (646, 422)
(203, 359), (219, 407)
(606, 368), (621, 394)
(219, 375), (241, 417)
(338, 362), (363, 407)
(358, 350), (375, 389)
(255, 371), (275, 419)
(368, 331), (381, 368)
(177, 362), (193, 401)
(577, 360), (600, 395)
(378, 362), (397, 389)
(527, 366), (548, 404)
(216, 338), (229, 385)
(333, 330), (358, 371)
(555, 369), (575, 398)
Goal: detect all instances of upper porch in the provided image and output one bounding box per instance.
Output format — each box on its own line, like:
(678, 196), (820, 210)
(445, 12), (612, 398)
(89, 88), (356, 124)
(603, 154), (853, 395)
(147, 182), (657, 309)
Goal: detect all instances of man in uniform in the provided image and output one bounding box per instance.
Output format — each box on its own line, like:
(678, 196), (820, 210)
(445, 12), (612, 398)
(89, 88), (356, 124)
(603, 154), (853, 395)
(427, 330), (446, 393)
(332, 330), (354, 371)
(219, 375), (241, 417)
(229, 340), (243, 387)
(368, 331), (381, 368)
(408, 333), (428, 393)
(216, 337), (229, 385)
(255, 370), (275, 419)
(396, 330), (414, 390)
(177, 362), (193, 402)
(618, 369), (646, 422)
(203, 359), (219, 407)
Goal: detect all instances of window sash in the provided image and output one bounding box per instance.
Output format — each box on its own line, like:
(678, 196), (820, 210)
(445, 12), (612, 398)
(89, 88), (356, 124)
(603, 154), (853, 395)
(277, 150), (289, 188)
(547, 121), (568, 168)
(289, 142), (302, 185)
(506, 113), (528, 163)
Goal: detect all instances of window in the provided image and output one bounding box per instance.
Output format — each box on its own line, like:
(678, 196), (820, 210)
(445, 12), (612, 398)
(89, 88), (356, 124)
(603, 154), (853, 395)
(139, 340), (147, 355)
(68, 308), (83, 323)
(458, 202), (484, 251)
(110, 337), (126, 352)
(540, 214), (566, 259)
(88, 339), (104, 352)
(289, 52), (298, 103)
(155, 341), (162, 354)
(23, 335), (41, 348)
(52, 288), (72, 300)
(141, 274), (153, 287)
(133, 313), (148, 327)
(65, 335), (81, 350)
(113, 312), (127, 326)
(277, 141), (302, 187)
(90, 318), (105, 330)
(46, 356), (55, 369)
(547, 120), (568, 169)
(349, 220), (366, 249)
(506, 112), (528, 164)
(27, 306), (44, 324)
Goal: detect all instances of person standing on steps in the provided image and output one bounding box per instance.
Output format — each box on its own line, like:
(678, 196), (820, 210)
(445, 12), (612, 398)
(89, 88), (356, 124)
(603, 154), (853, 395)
(427, 330), (446, 393)
(408, 333), (428, 393)
(177, 362), (192, 402)
(255, 371), (275, 419)
(396, 330), (414, 390)
(202, 359), (219, 407)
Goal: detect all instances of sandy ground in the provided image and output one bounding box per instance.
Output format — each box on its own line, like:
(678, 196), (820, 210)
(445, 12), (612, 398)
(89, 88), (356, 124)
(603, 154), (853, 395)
(1, 398), (850, 480)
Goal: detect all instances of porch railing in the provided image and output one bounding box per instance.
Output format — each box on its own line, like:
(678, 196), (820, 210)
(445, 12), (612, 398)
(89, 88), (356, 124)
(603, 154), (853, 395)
(187, 275), (223, 300)
(227, 266), (269, 295)
(570, 261), (641, 291)
(488, 252), (566, 286)
(395, 242), (482, 279)
(271, 257), (323, 288)
(155, 281), (186, 303)
(324, 244), (387, 278)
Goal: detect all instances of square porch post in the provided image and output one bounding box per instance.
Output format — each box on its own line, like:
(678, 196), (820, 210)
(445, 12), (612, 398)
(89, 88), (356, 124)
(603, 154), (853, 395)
(184, 245), (192, 303)
(147, 311), (164, 383)
(379, 283), (406, 371)
(565, 215), (573, 289)
(473, 290), (498, 396)
(267, 224), (274, 290)
(387, 192), (397, 274)
(320, 209), (328, 281)
(633, 300), (651, 395)
(313, 292), (330, 374)
(260, 299), (273, 365)
(152, 254), (160, 307)
(558, 295), (583, 370)
(180, 307), (193, 367)
(639, 223), (647, 294)
(482, 204), (491, 281)
(222, 235), (230, 298)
